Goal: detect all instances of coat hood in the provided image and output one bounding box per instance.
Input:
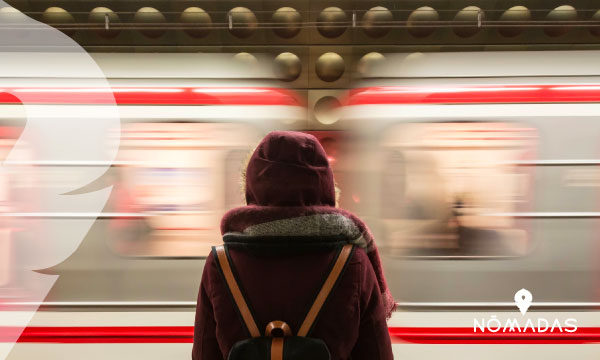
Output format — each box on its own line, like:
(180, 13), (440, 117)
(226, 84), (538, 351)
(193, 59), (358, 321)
(224, 130), (396, 319)
(245, 131), (336, 207)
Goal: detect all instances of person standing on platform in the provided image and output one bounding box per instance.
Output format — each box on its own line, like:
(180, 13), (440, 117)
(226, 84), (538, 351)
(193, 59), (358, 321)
(193, 131), (394, 360)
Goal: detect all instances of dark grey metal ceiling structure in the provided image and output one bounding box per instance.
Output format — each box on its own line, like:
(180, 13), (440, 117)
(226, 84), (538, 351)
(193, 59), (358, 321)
(4, 0), (600, 125)
(4, 1), (600, 49)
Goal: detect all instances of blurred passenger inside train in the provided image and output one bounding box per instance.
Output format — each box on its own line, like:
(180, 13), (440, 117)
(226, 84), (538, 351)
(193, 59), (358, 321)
(192, 131), (394, 360)
(380, 123), (532, 257)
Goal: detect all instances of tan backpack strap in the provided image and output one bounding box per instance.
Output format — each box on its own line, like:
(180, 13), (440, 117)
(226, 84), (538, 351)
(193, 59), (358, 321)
(214, 245), (261, 338)
(297, 244), (354, 337)
(271, 338), (284, 360)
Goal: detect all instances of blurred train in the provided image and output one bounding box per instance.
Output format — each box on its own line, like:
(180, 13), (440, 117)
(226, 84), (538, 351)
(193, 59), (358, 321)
(343, 51), (600, 359)
(2, 51), (600, 359)
(0, 52), (306, 359)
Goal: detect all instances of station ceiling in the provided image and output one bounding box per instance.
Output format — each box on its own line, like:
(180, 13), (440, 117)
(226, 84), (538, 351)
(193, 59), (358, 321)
(3, 0), (600, 51)
(2, 1), (599, 97)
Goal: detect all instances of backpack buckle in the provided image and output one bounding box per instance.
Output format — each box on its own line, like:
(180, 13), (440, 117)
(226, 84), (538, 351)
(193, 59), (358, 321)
(265, 321), (292, 338)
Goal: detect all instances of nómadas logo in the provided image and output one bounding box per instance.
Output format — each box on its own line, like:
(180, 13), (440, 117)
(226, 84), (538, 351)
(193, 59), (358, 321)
(473, 289), (578, 333)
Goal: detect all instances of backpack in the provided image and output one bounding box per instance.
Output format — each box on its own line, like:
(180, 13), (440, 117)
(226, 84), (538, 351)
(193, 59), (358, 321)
(212, 243), (355, 360)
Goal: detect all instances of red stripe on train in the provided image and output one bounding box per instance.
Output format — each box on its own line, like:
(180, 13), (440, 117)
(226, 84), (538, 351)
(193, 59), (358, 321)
(347, 85), (600, 105)
(389, 327), (600, 344)
(0, 87), (302, 106)
(4, 326), (194, 344)
(0, 326), (599, 344)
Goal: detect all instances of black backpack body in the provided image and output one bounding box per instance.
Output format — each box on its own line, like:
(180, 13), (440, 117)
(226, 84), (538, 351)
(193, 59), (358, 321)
(212, 243), (355, 360)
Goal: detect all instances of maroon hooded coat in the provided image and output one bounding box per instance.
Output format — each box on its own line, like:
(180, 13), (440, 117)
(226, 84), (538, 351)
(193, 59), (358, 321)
(192, 131), (394, 360)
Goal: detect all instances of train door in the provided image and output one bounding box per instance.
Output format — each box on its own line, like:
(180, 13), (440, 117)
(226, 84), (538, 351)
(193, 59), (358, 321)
(0, 125), (22, 287)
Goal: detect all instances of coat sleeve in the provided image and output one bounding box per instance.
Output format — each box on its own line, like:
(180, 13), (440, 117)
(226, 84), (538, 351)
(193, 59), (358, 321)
(192, 255), (223, 360)
(350, 252), (394, 360)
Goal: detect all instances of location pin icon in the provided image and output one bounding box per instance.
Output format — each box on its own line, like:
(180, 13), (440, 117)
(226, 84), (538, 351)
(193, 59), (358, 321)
(514, 288), (533, 315)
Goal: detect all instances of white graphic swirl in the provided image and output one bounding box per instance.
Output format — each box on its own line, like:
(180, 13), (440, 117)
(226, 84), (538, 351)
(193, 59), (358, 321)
(0, 3), (119, 358)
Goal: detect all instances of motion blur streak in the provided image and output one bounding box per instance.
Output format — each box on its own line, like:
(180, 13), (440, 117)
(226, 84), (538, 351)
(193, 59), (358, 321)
(4, 326), (600, 344)
(347, 84), (600, 105)
(0, 87), (301, 105)
(388, 327), (600, 344)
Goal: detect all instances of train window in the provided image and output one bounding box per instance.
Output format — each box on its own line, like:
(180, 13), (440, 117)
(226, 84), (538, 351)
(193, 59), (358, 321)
(131, 167), (211, 212)
(107, 122), (260, 258)
(379, 122), (537, 258)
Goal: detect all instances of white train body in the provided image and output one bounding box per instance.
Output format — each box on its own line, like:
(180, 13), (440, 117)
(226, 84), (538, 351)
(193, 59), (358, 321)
(3, 51), (600, 359)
